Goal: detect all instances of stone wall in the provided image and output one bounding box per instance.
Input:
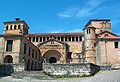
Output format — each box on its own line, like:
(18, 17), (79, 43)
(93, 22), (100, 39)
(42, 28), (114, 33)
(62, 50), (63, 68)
(43, 63), (100, 76)
(97, 40), (120, 68)
(0, 63), (24, 77)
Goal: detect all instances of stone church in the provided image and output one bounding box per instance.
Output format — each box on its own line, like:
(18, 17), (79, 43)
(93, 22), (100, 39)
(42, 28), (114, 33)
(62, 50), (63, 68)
(0, 18), (120, 70)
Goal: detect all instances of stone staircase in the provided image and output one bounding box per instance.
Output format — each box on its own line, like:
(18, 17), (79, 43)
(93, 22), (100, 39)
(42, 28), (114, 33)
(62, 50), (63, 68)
(12, 71), (52, 80)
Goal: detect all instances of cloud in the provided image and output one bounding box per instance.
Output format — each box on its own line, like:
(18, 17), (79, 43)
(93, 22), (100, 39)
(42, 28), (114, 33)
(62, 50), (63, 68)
(58, 7), (79, 18)
(58, 0), (107, 18)
(77, 0), (103, 17)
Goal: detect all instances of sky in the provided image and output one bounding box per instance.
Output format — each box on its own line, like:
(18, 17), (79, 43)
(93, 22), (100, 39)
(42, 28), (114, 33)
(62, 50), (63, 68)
(0, 0), (120, 34)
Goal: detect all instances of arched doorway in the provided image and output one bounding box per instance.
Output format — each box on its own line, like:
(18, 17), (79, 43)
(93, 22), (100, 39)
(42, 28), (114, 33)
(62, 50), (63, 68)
(49, 57), (57, 63)
(4, 55), (13, 63)
(43, 50), (63, 63)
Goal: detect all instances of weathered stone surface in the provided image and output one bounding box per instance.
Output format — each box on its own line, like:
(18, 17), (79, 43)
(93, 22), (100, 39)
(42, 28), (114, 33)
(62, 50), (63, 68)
(0, 64), (24, 77)
(43, 63), (100, 76)
(0, 18), (120, 72)
(12, 71), (52, 80)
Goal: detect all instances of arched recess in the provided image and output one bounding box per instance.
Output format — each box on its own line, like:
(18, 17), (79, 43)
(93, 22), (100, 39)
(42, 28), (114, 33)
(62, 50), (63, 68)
(26, 58), (31, 70)
(31, 60), (34, 70)
(43, 50), (63, 63)
(34, 61), (37, 69)
(4, 55), (13, 63)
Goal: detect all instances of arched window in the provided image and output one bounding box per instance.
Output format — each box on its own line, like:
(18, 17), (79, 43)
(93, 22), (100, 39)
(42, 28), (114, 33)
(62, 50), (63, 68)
(72, 37), (74, 41)
(18, 24), (21, 29)
(76, 36), (78, 41)
(14, 25), (17, 29)
(32, 37), (35, 42)
(104, 34), (109, 37)
(47, 37), (49, 40)
(89, 29), (91, 33)
(40, 37), (42, 42)
(87, 29), (88, 34)
(65, 37), (67, 41)
(43, 37), (46, 41)
(10, 25), (12, 30)
(61, 37), (64, 41)
(36, 37), (38, 42)
(79, 36), (82, 41)
(87, 29), (90, 34)
(6, 25), (8, 30)
(68, 37), (71, 41)
(58, 37), (60, 40)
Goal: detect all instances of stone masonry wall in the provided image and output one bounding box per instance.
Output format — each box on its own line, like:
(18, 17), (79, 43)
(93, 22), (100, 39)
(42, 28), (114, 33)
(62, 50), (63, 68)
(0, 64), (24, 77)
(97, 40), (120, 68)
(43, 63), (100, 76)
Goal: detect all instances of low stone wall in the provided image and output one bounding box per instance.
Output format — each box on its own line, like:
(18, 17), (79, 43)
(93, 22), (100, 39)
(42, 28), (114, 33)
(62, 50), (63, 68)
(43, 63), (100, 76)
(100, 65), (111, 70)
(0, 63), (24, 77)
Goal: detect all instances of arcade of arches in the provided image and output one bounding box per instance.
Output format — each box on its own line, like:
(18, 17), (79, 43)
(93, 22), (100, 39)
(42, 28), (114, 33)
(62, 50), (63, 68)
(26, 58), (38, 70)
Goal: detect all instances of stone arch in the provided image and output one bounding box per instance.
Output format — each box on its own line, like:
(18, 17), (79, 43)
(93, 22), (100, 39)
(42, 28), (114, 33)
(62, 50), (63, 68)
(43, 50), (63, 63)
(4, 55), (13, 63)
(34, 61), (37, 70)
(31, 60), (34, 70)
(26, 58), (31, 70)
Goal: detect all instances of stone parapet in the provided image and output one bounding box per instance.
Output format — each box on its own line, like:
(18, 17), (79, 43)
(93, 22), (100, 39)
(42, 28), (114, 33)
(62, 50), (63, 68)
(43, 63), (100, 76)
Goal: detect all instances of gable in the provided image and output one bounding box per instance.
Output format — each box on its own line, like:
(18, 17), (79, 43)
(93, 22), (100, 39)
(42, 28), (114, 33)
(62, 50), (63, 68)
(37, 39), (67, 47)
(98, 31), (120, 39)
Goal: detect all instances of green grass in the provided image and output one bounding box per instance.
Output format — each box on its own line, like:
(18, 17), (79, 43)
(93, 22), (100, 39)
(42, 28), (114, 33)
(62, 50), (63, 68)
(49, 74), (92, 80)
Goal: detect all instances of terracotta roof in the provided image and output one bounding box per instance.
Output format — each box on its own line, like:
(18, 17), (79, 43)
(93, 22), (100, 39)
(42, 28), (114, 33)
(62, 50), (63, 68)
(97, 31), (119, 37)
(26, 32), (84, 37)
(97, 31), (120, 39)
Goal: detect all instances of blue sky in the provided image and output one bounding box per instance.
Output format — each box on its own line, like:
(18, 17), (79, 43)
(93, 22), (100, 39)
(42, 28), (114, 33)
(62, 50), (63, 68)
(0, 0), (120, 34)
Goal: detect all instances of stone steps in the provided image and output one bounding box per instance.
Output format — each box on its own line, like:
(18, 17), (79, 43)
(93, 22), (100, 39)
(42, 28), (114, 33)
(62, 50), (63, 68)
(12, 71), (52, 80)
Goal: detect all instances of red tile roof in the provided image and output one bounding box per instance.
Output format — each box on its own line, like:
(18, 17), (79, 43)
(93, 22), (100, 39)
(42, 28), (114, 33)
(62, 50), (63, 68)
(97, 31), (120, 39)
(26, 32), (84, 37)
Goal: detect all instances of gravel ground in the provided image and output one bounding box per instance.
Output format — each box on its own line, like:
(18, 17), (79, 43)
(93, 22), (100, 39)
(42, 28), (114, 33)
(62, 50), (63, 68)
(0, 70), (120, 82)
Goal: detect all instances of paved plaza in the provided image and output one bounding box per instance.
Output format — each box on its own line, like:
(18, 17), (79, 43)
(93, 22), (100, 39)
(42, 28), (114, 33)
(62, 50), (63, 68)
(0, 70), (120, 82)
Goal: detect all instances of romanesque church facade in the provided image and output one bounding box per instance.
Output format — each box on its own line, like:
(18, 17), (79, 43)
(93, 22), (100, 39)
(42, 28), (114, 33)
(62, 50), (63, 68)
(0, 18), (120, 70)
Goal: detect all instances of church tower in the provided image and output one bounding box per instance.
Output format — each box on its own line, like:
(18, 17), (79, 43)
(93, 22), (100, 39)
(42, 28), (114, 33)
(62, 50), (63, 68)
(83, 25), (96, 64)
(3, 18), (29, 35)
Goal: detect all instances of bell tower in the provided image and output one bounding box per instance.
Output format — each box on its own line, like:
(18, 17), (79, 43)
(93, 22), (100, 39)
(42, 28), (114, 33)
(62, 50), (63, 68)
(3, 18), (29, 35)
(83, 25), (96, 64)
